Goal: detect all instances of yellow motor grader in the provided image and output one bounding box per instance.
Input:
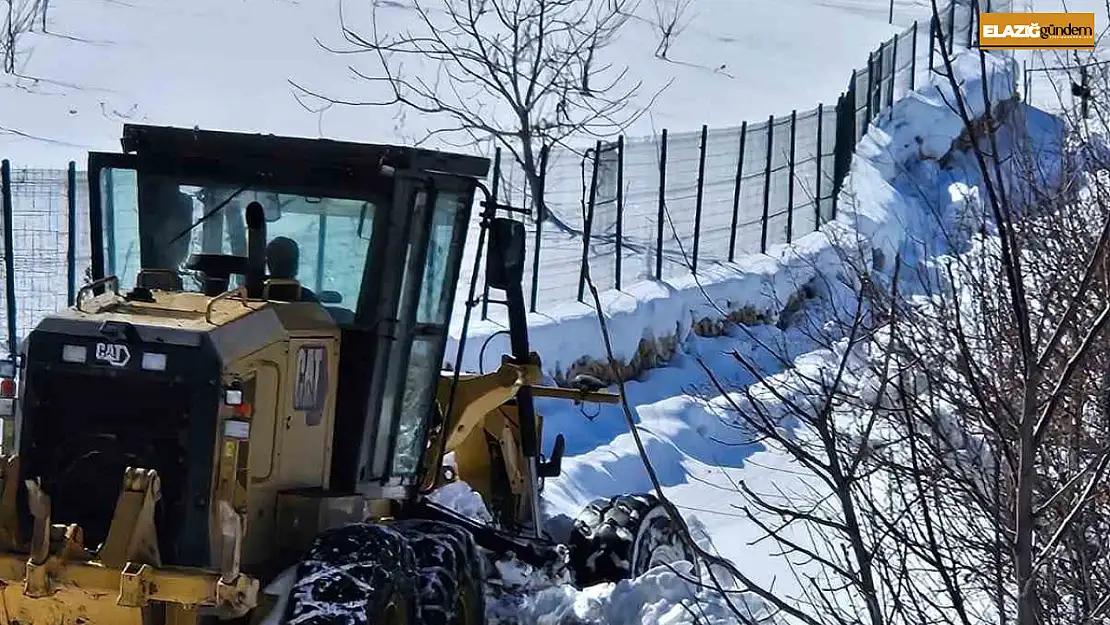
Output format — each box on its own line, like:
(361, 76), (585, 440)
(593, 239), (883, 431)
(0, 124), (697, 624)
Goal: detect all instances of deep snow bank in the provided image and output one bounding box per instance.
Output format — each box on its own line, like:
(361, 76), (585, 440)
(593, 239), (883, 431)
(530, 49), (1062, 621)
(832, 51), (1030, 270)
(425, 476), (769, 625)
(449, 50), (1024, 383)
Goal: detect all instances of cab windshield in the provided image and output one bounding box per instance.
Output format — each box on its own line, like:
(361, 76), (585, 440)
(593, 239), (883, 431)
(100, 170), (381, 319)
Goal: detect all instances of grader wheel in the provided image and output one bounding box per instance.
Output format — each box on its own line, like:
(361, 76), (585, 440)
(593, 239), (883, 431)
(395, 519), (486, 625)
(568, 493), (700, 588)
(283, 523), (419, 625)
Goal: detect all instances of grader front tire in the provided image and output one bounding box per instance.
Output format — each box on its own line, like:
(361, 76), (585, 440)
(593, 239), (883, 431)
(568, 493), (700, 588)
(395, 519), (486, 625)
(282, 522), (419, 625)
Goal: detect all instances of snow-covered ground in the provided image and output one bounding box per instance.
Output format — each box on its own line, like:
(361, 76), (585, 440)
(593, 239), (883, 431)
(0, 0), (914, 168)
(428, 47), (1068, 623)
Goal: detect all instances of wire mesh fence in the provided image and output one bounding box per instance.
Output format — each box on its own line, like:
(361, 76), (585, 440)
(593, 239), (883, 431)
(0, 0), (1003, 350)
(1022, 57), (1110, 118)
(464, 0), (1000, 318)
(0, 161), (89, 358)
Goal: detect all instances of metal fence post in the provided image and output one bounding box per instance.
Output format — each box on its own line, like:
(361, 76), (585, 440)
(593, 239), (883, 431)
(728, 121), (747, 262)
(786, 111), (797, 243)
(815, 104), (824, 227)
(656, 129), (668, 280)
(846, 69), (859, 142)
(577, 141), (602, 302)
(1023, 60), (1029, 101)
(947, 0), (956, 49)
(692, 124), (708, 273)
(66, 161), (77, 307)
(481, 147), (501, 320)
(929, 15), (936, 71)
(614, 136), (624, 291)
(760, 116), (774, 254)
(832, 86), (856, 219)
(968, 0), (977, 47)
(530, 145), (548, 312)
(873, 44), (884, 116)
(865, 52), (875, 121)
(887, 36), (898, 109)
(910, 20), (918, 91)
(0, 161), (15, 358)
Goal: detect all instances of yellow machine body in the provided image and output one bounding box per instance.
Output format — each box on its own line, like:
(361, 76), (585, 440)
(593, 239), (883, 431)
(0, 123), (629, 625)
(0, 288), (356, 623)
(0, 287), (615, 624)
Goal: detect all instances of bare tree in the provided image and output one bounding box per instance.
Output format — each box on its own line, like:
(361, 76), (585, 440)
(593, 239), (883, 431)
(295, 0), (664, 230)
(566, 4), (1110, 624)
(650, 0), (694, 59)
(712, 18), (1110, 624)
(2, 0), (46, 74)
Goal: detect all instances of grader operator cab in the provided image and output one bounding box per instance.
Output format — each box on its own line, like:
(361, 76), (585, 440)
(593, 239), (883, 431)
(0, 124), (697, 624)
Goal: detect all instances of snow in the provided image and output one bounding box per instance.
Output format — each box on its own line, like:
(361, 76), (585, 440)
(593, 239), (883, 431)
(491, 564), (767, 625)
(426, 480), (496, 525)
(427, 478), (771, 625)
(524, 46), (1047, 620)
(449, 233), (841, 376)
(0, 0), (905, 169)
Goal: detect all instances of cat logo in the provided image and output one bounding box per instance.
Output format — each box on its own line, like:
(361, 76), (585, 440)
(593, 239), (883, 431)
(94, 342), (131, 368)
(294, 345), (328, 425)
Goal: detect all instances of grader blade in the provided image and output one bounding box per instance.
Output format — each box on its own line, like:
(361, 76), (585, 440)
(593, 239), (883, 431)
(0, 460), (259, 625)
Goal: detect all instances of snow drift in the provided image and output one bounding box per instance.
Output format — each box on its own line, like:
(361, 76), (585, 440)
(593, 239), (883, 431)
(451, 50), (1027, 383)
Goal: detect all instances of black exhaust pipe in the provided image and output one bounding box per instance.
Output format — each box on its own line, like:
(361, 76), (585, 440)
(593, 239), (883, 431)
(245, 201), (267, 298)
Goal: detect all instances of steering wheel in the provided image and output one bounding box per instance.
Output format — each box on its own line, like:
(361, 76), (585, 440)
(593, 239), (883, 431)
(185, 253), (249, 295)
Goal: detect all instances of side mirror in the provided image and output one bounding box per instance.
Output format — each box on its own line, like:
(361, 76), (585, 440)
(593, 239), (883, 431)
(318, 290), (343, 305)
(485, 217), (525, 290)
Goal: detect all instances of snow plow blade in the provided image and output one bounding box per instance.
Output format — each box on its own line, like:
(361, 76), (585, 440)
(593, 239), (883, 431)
(0, 455), (259, 625)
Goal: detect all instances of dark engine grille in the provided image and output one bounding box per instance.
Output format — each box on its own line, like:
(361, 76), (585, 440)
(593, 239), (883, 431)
(23, 369), (191, 561)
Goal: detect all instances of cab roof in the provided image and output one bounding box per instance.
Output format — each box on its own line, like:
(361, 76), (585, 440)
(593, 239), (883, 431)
(120, 124), (492, 181)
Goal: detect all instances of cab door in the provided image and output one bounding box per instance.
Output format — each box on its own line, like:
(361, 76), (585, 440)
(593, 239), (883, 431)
(86, 152), (139, 290)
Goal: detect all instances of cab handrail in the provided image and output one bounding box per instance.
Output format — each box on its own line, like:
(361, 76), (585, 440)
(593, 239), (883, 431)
(75, 276), (120, 313)
(205, 286), (251, 324)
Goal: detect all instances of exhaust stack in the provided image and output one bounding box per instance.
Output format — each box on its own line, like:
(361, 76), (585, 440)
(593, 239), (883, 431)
(245, 201), (267, 298)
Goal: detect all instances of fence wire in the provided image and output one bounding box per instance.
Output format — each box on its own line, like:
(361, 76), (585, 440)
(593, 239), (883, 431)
(2, 0), (1002, 341)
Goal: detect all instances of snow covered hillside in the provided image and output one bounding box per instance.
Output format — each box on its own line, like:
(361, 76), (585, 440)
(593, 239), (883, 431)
(463, 48), (1068, 623)
(1, 0), (911, 168)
